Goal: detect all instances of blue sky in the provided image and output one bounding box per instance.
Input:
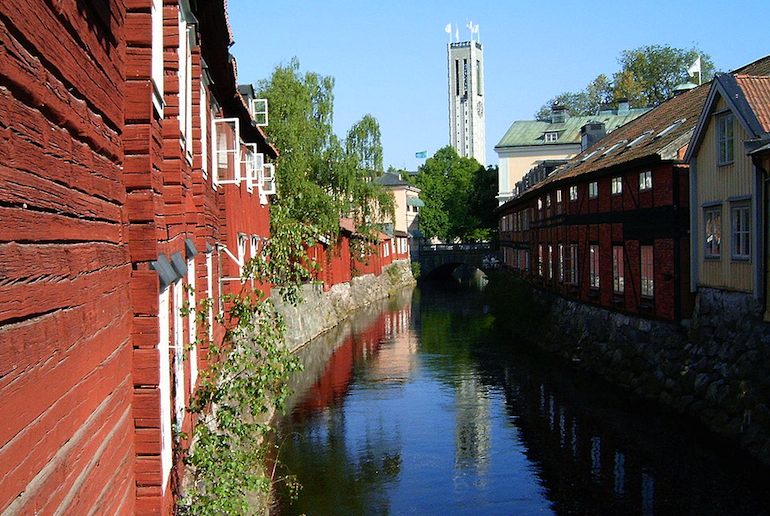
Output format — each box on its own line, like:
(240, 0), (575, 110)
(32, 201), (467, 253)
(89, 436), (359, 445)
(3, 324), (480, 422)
(228, 0), (769, 171)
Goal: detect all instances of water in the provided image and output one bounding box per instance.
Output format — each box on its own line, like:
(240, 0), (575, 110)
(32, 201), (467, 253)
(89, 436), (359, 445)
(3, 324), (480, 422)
(274, 285), (770, 515)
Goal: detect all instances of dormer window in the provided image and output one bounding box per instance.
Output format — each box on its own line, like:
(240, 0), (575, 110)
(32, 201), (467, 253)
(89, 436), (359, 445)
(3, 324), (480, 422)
(544, 131), (559, 143)
(717, 113), (734, 165)
(250, 98), (269, 127)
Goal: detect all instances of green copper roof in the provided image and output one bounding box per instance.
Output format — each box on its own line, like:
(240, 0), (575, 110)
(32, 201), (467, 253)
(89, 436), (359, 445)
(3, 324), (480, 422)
(494, 108), (650, 149)
(406, 197), (425, 207)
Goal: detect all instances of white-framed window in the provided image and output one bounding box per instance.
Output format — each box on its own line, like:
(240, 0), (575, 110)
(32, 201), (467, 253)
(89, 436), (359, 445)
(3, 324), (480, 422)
(383, 242), (390, 257)
(569, 185), (578, 201)
(178, 16), (193, 159)
(250, 235), (260, 259)
(569, 244), (578, 285)
(704, 206), (721, 258)
(556, 190), (562, 203)
(546, 194), (552, 208)
(558, 244), (564, 282)
(544, 131), (559, 143)
(641, 245), (654, 298)
(537, 244), (543, 276)
(589, 244), (600, 288)
(151, 0), (164, 115)
(717, 113), (734, 165)
(172, 281), (185, 428)
(731, 204), (750, 260)
(237, 233), (248, 271)
(639, 170), (652, 191)
(205, 252), (214, 343)
(589, 181), (598, 199)
(187, 259), (198, 389)
(612, 246), (624, 294)
(200, 83), (208, 178)
(158, 289), (172, 491)
(242, 145), (261, 193)
(611, 177), (622, 196)
(537, 197), (543, 210)
(546, 245), (552, 280)
(213, 118), (241, 185)
(259, 163), (276, 203)
(251, 98), (269, 126)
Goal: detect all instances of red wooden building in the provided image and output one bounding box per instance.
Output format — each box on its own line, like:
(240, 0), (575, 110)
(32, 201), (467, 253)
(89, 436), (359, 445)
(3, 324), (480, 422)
(498, 85), (709, 322)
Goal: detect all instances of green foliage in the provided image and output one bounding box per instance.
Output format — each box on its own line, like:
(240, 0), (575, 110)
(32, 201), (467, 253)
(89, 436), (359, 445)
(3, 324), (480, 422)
(414, 147), (496, 242)
(535, 45), (715, 118)
(410, 261), (421, 279)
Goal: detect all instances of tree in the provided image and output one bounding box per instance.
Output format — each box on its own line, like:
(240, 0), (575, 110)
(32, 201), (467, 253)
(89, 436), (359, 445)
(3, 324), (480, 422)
(534, 45), (715, 118)
(611, 45), (715, 107)
(414, 147), (493, 242)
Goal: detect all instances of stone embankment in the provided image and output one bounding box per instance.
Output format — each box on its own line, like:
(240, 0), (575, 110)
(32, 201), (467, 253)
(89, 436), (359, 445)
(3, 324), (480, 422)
(533, 287), (770, 466)
(272, 260), (415, 351)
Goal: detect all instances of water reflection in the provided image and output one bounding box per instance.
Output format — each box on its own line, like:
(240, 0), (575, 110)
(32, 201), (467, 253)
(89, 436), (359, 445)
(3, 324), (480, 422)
(275, 285), (770, 515)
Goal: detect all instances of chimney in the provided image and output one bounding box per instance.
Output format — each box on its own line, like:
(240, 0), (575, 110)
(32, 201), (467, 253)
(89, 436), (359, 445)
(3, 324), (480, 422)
(551, 104), (567, 124)
(580, 122), (606, 151)
(617, 98), (630, 115)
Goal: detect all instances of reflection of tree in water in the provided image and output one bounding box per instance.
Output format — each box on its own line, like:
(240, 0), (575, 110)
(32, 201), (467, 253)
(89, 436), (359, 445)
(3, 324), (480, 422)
(276, 408), (402, 515)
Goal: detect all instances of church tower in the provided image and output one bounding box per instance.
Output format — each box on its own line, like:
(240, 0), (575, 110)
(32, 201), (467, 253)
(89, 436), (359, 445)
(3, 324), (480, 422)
(447, 36), (485, 166)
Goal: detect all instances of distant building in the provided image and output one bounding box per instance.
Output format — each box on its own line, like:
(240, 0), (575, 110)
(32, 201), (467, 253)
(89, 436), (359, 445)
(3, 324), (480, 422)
(494, 103), (649, 205)
(375, 172), (424, 258)
(448, 40), (486, 166)
(685, 59), (770, 317)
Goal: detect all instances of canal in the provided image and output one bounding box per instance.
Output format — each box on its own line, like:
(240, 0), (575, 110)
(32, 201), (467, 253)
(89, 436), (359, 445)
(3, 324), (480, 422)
(273, 284), (770, 515)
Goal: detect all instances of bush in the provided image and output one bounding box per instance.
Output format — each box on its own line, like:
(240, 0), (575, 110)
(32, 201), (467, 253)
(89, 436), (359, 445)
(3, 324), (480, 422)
(410, 261), (421, 279)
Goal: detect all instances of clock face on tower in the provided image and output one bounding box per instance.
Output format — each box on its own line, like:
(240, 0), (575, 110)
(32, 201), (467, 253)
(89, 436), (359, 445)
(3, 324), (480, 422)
(476, 101), (484, 117)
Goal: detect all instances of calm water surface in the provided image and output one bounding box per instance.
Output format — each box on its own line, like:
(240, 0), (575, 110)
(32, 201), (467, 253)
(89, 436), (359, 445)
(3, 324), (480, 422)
(274, 285), (770, 515)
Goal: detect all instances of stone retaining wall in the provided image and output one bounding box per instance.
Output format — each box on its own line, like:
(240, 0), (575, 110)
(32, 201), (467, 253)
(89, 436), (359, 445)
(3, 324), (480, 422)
(272, 260), (415, 351)
(534, 286), (770, 466)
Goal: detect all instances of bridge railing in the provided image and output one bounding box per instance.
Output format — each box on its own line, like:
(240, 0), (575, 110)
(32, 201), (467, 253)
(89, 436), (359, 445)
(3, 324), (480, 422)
(419, 243), (493, 252)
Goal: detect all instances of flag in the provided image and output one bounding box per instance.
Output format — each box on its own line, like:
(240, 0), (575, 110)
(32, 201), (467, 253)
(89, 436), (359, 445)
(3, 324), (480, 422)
(444, 23), (451, 34)
(415, 150), (428, 159)
(455, 26), (459, 42)
(687, 56), (701, 83)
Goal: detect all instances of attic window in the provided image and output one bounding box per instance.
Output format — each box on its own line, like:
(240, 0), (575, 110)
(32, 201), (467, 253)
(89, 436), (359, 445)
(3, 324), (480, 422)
(602, 140), (628, 156)
(656, 118), (686, 139)
(544, 131), (559, 143)
(580, 147), (604, 162)
(626, 130), (654, 148)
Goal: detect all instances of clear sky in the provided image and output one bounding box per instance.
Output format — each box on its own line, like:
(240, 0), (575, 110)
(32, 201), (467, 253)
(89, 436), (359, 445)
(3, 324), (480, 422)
(228, 0), (769, 172)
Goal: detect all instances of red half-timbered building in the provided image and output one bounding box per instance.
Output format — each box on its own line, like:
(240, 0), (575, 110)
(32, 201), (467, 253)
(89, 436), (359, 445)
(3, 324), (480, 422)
(498, 85), (709, 322)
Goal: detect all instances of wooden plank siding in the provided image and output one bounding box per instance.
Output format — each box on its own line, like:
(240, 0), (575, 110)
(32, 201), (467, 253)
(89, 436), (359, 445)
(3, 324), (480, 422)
(694, 97), (757, 294)
(0, 0), (135, 514)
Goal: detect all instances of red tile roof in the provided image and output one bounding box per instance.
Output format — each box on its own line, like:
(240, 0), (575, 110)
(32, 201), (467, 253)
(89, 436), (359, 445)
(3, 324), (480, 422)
(735, 75), (770, 133)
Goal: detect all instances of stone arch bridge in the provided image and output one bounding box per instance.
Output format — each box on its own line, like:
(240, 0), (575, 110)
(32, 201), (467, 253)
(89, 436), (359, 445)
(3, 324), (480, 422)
(417, 243), (500, 279)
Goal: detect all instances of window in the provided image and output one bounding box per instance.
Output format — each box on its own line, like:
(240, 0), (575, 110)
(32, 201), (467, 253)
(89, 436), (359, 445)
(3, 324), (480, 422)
(213, 118), (241, 185)
(251, 98), (269, 126)
(569, 244), (578, 285)
(656, 118), (686, 139)
(200, 84), (208, 177)
(569, 185), (578, 201)
(537, 197), (543, 210)
(704, 207), (721, 258)
(205, 252), (214, 342)
(545, 131), (559, 143)
(151, 0), (164, 114)
(589, 244), (600, 288)
(717, 113), (734, 165)
(556, 189), (563, 203)
(383, 242), (390, 257)
(611, 177), (622, 195)
(639, 171), (652, 191)
(237, 233), (247, 269)
(641, 246), (654, 298)
(731, 204), (750, 259)
(612, 246), (624, 294)
(589, 181), (598, 199)
(158, 289), (172, 491)
(187, 259), (197, 389)
(602, 140), (628, 156)
(250, 235), (260, 259)
(558, 244), (564, 282)
(546, 194), (552, 208)
(476, 59), (482, 95)
(546, 245), (552, 280)
(173, 281), (185, 428)
(178, 17), (193, 158)
(538, 245), (543, 276)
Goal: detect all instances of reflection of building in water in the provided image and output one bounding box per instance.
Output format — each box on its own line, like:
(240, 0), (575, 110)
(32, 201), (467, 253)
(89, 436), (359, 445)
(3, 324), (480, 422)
(454, 376), (491, 473)
(369, 304), (418, 382)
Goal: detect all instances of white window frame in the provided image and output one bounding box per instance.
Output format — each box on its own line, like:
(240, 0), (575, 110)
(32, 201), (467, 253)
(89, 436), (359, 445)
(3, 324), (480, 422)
(251, 98), (269, 126)
(237, 233), (248, 273)
(205, 252), (214, 342)
(569, 185), (578, 201)
(259, 162), (276, 204)
(178, 15), (191, 158)
(546, 245), (552, 280)
(569, 243), (578, 285)
(187, 258), (198, 389)
(589, 181), (598, 199)
(158, 289), (172, 491)
(556, 190), (562, 203)
(200, 83), (209, 178)
(611, 177), (622, 196)
(173, 281), (185, 428)
(589, 244), (600, 288)
(704, 206), (722, 259)
(250, 235), (260, 259)
(731, 203), (750, 260)
(213, 118), (241, 185)
(241, 144), (257, 193)
(558, 244), (564, 282)
(151, 0), (164, 115)
(641, 245), (654, 298)
(639, 170), (652, 191)
(717, 113), (734, 165)
(544, 131), (559, 143)
(538, 244), (543, 277)
(546, 194), (552, 208)
(612, 245), (624, 294)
